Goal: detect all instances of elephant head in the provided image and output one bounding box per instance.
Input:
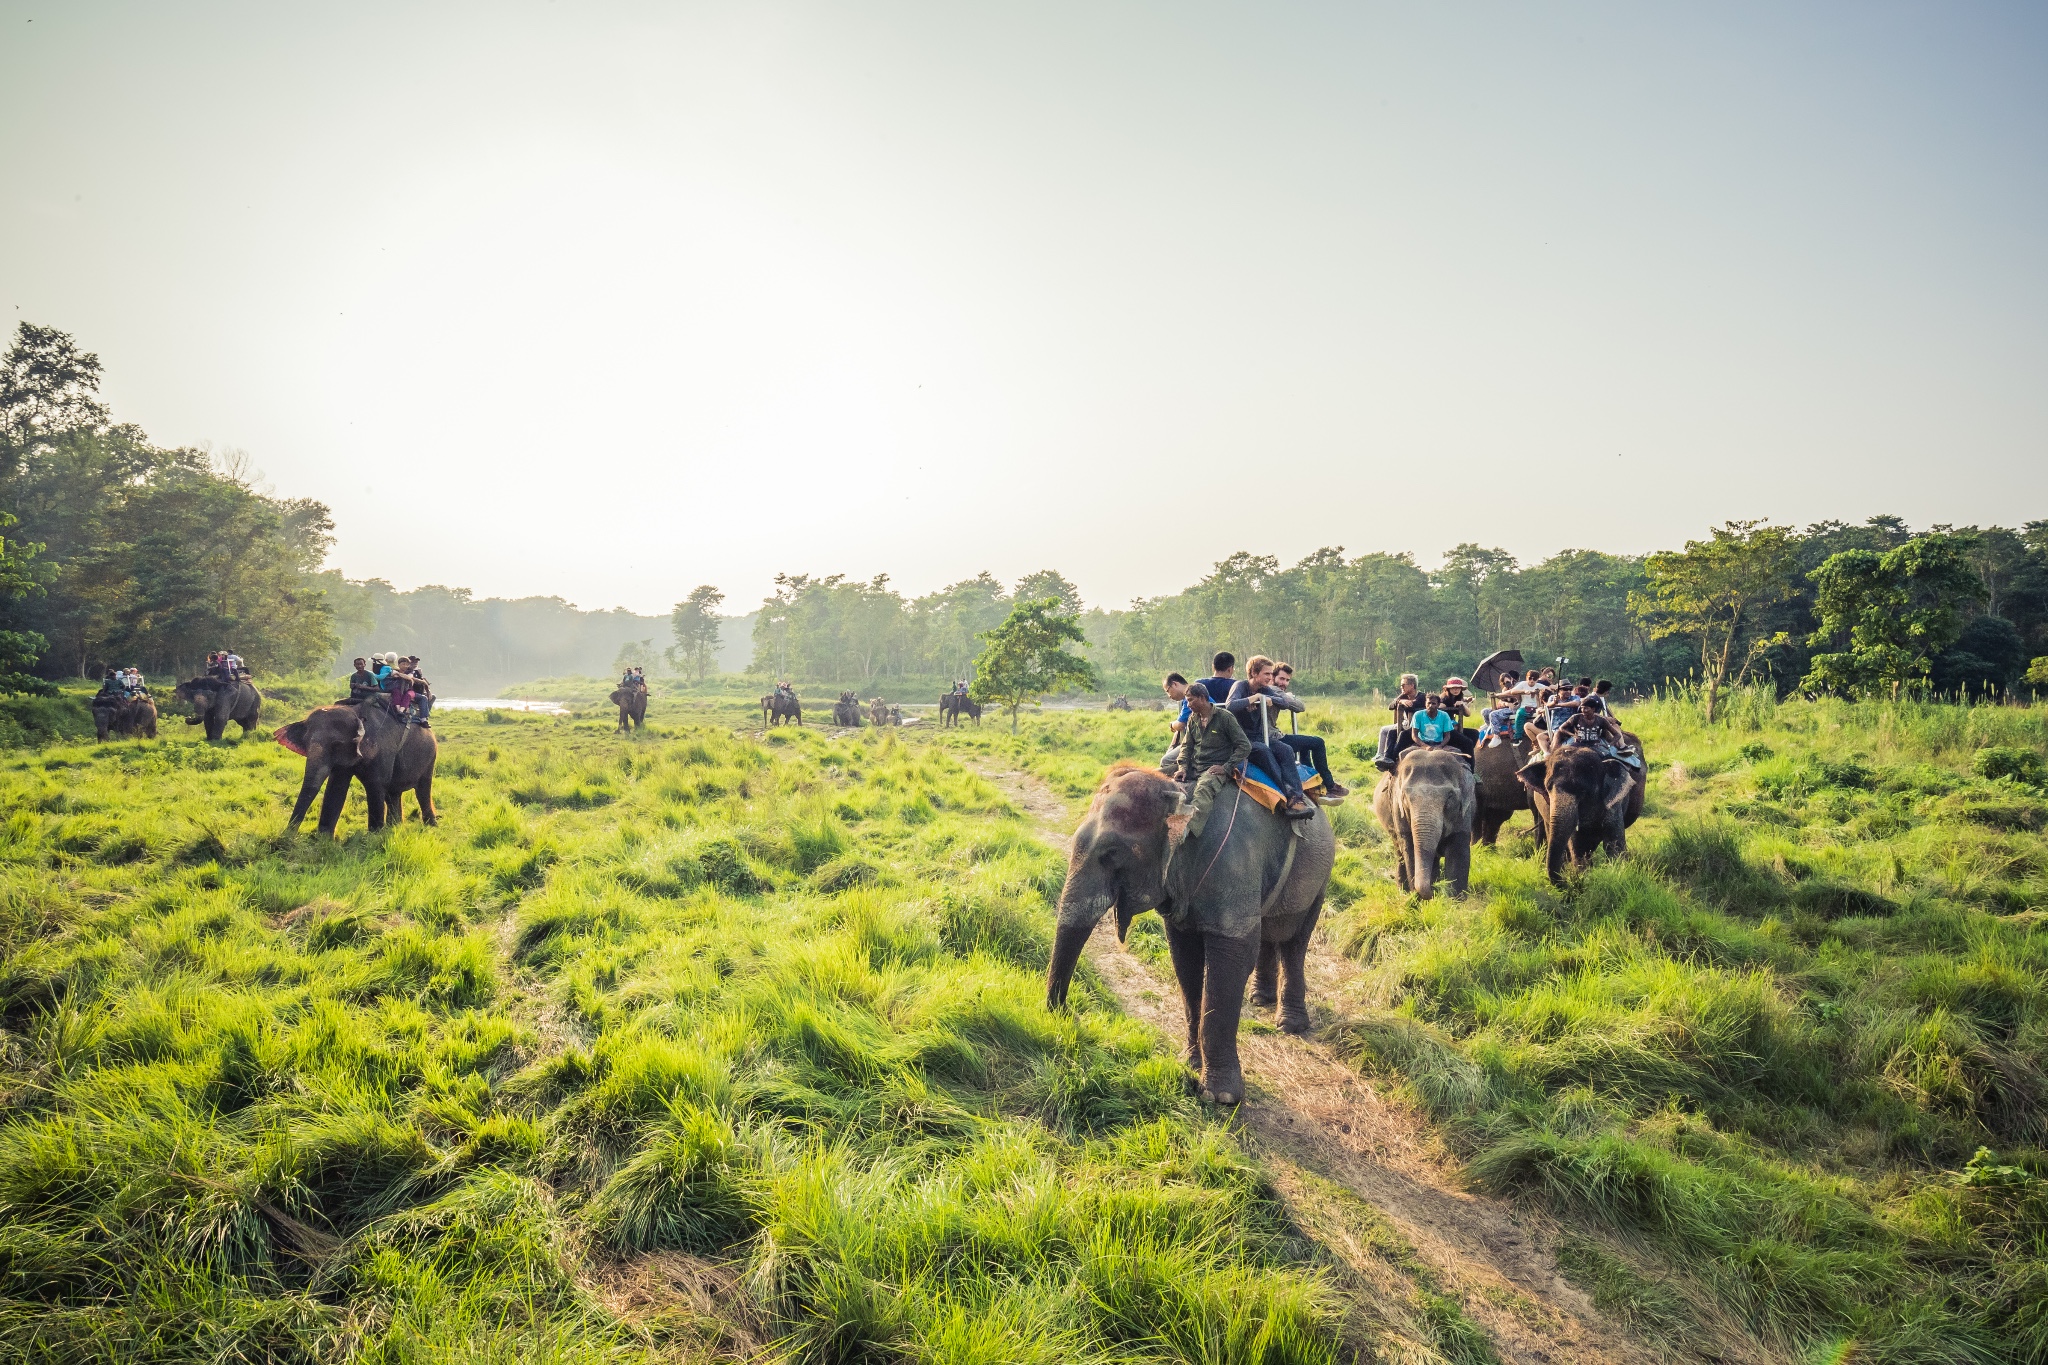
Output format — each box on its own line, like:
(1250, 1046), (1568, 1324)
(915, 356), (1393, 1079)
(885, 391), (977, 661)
(1045, 765), (1182, 1007)
(283, 705), (368, 831)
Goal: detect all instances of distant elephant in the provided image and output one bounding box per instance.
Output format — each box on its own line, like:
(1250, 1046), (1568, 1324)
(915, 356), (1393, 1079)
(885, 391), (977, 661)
(611, 685), (648, 732)
(1472, 736), (1531, 845)
(1107, 695), (1132, 712)
(1047, 764), (1335, 1106)
(93, 696), (158, 741)
(1527, 734), (1646, 883)
(938, 694), (981, 727)
(832, 692), (864, 727)
(280, 700), (438, 835)
(1372, 747), (1476, 899)
(868, 698), (900, 727)
(175, 676), (264, 741)
(761, 692), (802, 727)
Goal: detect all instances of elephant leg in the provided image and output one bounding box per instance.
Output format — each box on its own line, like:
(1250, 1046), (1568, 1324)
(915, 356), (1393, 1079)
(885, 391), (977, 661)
(362, 781), (389, 832)
(415, 775), (438, 826)
(1161, 920), (1207, 1071)
(287, 767), (328, 831)
(1250, 939), (1280, 1008)
(1392, 820), (1414, 891)
(1445, 831), (1473, 898)
(1197, 931), (1259, 1105)
(1476, 809), (1499, 846)
(1277, 899), (1322, 1035)
(317, 772), (352, 835)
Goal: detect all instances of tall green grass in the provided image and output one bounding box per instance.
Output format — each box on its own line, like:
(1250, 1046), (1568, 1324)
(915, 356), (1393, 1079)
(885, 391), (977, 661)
(0, 709), (1345, 1362)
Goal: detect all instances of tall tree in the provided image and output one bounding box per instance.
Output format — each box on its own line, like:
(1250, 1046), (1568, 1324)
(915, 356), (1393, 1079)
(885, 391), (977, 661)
(0, 512), (54, 695)
(1804, 535), (1985, 699)
(1631, 520), (1799, 722)
(667, 585), (725, 680)
(1013, 569), (1083, 616)
(970, 597), (1097, 732)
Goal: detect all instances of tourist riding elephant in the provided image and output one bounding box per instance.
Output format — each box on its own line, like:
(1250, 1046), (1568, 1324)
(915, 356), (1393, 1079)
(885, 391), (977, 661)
(1046, 764), (1335, 1106)
(1472, 736), (1531, 845)
(175, 676), (264, 741)
(832, 692), (864, 727)
(93, 695), (158, 741)
(761, 692), (802, 727)
(1527, 734), (1646, 884)
(280, 701), (439, 835)
(938, 694), (981, 727)
(611, 684), (648, 732)
(1372, 747), (1476, 899)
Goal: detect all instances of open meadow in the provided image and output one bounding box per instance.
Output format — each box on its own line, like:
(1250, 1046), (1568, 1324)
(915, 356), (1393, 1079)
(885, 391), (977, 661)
(1, 686), (2045, 1364)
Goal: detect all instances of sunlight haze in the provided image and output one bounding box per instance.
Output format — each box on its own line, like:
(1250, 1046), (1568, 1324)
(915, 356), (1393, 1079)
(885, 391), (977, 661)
(3, 1), (2043, 614)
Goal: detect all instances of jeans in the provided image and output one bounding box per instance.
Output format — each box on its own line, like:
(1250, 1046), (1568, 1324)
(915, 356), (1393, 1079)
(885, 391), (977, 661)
(1247, 742), (1305, 800)
(1283, 733), (1335, 786)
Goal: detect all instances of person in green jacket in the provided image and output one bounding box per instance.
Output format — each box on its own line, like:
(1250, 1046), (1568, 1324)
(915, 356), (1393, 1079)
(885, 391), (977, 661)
(1174, 684), (1252, 841)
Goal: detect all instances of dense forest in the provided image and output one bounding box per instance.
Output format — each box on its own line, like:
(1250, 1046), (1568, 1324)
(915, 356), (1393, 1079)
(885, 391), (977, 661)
(4, 321), (2044, 701)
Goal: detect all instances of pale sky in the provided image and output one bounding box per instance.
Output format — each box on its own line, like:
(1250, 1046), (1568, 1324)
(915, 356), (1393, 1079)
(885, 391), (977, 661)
(4, 2), (2044, 616)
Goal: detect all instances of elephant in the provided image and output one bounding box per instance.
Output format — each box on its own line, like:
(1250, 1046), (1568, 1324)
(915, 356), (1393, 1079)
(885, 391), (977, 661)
(611, 685), (648, 732)
(280, 700), (439, 835)
(1472, 736), (1532, 845)
(1527, 734), (1646, 883)
(1046, 764), (1335, 1106)
(832, 692), (864, 727)
(93, 696), (158, 741)
(761, 692), (802, 727)
(174, 676), (264, 741)
(938, 694), (981, 727)
(868, 698), (901, 727)
(1107, 695), (1132, 712)
(1372, 747), (1476, 899)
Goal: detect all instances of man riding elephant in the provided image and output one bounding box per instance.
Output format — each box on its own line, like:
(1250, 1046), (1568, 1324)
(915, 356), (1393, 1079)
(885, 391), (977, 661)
(611, 669), (649, 732)
(175, 672), (264, 742)
(1046, 761), (1335, 1106)
(92, 668), (158, 741)
(761, 684), (802, 727)
(280, 697), (439, 835)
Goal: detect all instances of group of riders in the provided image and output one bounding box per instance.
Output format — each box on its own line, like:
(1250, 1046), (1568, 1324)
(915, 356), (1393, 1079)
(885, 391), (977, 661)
(1154, 651), (1642, 842)
(92, 648), (251, 707)
(347, 653), (436, 727)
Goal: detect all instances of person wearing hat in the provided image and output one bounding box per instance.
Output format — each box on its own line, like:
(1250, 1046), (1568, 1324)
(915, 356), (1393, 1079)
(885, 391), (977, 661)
(1440, 677), (1476, 757)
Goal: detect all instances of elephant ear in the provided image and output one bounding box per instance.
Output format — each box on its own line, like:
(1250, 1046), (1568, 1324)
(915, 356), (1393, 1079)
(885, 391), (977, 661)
(276, 722), (310, 757)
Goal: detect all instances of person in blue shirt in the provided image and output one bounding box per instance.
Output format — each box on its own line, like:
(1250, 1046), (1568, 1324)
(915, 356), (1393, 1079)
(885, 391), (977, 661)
(1410, 694), (1462, 747)
(1224, 655), (1314, 817)
(1194, 651), (1237, 705)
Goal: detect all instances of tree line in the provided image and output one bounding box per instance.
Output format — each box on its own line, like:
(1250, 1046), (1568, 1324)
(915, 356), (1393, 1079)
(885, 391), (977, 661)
(728, 519), (2048, 700)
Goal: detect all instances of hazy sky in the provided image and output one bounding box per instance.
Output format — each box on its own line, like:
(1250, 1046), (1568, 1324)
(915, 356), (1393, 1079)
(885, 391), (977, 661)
(4, 2), (2044, 615)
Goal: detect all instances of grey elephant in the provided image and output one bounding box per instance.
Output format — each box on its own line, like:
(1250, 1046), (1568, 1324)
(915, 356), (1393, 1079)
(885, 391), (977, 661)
(175, 676), (264, 741)
(280, 701), (439, 834)
(1525, 733), (1646, 883)
(1046, 764), (1335, 1106)
(1472, 735), (1532, 845)
(1372, 747), (1476, 899)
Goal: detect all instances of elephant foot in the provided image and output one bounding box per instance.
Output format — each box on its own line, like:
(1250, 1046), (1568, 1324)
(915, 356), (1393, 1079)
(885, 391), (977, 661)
(1249, 990), (1278, 1008)
(1198, 1070), (1245, 1106)
(1279, 1007), (1312, 1036)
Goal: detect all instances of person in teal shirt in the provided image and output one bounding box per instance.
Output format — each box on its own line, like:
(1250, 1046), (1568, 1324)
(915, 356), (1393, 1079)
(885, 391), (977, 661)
(1410, 694), (1461, 746)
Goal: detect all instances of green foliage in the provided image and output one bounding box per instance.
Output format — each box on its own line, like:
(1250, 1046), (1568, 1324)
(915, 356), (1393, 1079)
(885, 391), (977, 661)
(1805, 534), (1987, 698)
(666, 583), (724, 680)
(0, 510), (54, 695)
(971, 597), (1098, 732)
(1631, 519), (1798, 721)
(0, 323), (339, 680)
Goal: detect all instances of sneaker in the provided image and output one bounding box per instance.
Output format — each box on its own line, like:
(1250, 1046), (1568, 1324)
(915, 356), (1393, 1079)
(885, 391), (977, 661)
(1324, 782), (1349, 798)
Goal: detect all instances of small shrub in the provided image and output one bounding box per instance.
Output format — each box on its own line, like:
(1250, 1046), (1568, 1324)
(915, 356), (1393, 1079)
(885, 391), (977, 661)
(1973, 746), (2046, 787)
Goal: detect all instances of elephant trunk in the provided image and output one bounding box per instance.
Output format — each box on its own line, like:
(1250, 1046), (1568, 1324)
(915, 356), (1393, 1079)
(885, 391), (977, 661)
(287, 765), (327, 831)
(1410, 808), (1443, 899)
(1546, 790), (1580, 884)
(1045, 922), (1094, 1008)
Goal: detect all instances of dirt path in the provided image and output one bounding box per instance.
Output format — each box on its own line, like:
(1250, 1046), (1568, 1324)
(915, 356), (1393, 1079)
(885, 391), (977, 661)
(965, 758), (1753, 1365)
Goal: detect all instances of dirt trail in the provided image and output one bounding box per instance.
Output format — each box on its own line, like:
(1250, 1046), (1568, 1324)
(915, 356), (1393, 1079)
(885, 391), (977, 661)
(966, 759), (1752, 1365)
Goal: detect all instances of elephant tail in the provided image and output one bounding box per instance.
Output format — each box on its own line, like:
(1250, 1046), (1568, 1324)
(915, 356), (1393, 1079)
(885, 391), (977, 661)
(275, 722), (310, 757)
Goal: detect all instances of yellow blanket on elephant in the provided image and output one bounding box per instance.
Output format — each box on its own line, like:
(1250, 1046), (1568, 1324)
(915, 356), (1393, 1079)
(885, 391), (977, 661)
(1236, 764), (1327, 814)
